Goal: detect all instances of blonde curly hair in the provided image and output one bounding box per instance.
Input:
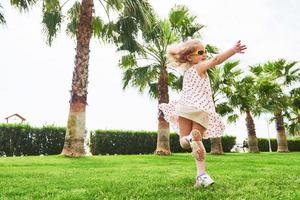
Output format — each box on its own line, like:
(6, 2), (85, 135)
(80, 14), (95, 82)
(166, 39), (204, 71)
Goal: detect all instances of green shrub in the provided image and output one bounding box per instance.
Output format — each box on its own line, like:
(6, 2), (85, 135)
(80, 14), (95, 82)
(90, 130), (157, 155)
(287, 138), (300, 151)
(0, 123), (65, 156)
(221, 136), (236, 152)
(257, 138), (278, 152)
(90, 130), (236, 155)
(257, 137), (300, 151)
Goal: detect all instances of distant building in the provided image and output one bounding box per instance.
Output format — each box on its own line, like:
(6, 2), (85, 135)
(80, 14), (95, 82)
(5, 114), (26, 124)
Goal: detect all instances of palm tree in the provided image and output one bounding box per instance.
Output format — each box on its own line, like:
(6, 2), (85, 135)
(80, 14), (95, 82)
(119, 5), (204, 155)
(60, 0), (94, 157)
(254, 74), (289, 152)
(6, 0), (155, 157)
(208, 60), (242, 154)
(252, 59), (299, 152)
(265, 60), (299, 152)
(286, 88), (300, 136)
(227, 75), (260, 153)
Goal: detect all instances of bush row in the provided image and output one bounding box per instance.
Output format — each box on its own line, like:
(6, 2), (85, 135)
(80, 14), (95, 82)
(258, 138), (300, 152)
(0, 124), (65, 156)
(1, 124), (299, 156)
(89, 130), (237, 155)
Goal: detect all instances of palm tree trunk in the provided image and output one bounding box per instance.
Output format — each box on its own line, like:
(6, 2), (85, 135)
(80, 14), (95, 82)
(210, 137), (224, 154)
(155, 65), (171, 155)
(61, 0), (94, 157)
(245, 110), (259, 153)
(274, 111), (289, 152)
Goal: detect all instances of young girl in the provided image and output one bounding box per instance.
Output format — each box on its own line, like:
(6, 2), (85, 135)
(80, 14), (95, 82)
(159, 39), (246, 188)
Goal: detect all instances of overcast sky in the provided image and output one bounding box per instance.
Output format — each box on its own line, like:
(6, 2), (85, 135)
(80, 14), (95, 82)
(0, 0), (299, 142)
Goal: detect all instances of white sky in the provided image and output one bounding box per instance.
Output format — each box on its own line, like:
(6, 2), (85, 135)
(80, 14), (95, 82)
(0, 0), (299, 143)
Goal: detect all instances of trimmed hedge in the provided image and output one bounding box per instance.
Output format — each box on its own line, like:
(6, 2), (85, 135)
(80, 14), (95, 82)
(221, 136), (237, 152)
(257, 138), (278, 152)
(1, 123), (298, 156)
(288, 138), (300, 151)
(0, 123), (65, 156)
(89, 130), (157, 155)
(258, 138), (300, 152)
(89, 130), (236, 155)
(170, 134), (236, 153)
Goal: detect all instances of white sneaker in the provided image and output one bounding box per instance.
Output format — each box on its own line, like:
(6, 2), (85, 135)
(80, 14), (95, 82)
(194, 173), (215, 188)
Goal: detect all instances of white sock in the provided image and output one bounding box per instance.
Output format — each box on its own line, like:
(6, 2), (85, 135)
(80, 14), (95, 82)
(199, 172), (207, 177)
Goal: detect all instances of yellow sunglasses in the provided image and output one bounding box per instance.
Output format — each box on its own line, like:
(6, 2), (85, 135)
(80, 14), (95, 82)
(192, 49), (207, 56)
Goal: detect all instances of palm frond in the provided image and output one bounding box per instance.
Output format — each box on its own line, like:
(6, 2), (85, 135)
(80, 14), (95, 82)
(291, 88), (300, 97)
(169, 5), (189, 28)
(116, 15), (138, 34)
(216, 102), (234, 116)
(223, 60), (240, 76)
(105, 0), (123, 12)
(222, 86), (233, 96)
(148, 82), (158, 98)
(122, 64), (159, 91)
(227, 114), (239, 123)
(210, 60), (243, 115)
(256, 79), (281, 95)
(263, 61), (275, 73)
(285, 61), (298, 74)
(159, 20), (177, 46)
(290, 68), (300, 77)
(117, 36), (140, 52)
(66, 1), (80, 38)
(243, 75), (255, 84)
(121, 0), (156, 31)
(284, 61), (300, 85)
(227, 75), (259, 115)
(10, 0), (38, 11)
(168, 72), (182, 91)
(92, 16), (104, 38)
(119, 54), (137, 69)
(0, 3), (6, 24)
(208, 67), (222, 91)
(287, 121), (300, 136)
(131, 67), (152, 92)
(206, 44), (219, 54)
(250, 64), (263, 76)
(122, 68), (133, 89)
(258, 59), (299, 89)
(169, 5), (204, 40)
(101, 22), (118, 43)
(42, 0), (62, 45)
(115, 15), (141, 52)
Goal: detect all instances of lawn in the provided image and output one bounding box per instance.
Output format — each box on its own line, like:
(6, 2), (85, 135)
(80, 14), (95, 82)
(0, 152), (299, 200)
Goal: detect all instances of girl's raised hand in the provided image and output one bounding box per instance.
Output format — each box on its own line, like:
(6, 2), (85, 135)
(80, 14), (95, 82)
(232, 40), (247, 53)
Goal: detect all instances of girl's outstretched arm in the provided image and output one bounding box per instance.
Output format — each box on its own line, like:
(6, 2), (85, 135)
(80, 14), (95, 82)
(196, 40), (246, 74)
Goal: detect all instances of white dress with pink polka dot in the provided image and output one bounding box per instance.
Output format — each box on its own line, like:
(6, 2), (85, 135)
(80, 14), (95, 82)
(159, 65), (225, 139)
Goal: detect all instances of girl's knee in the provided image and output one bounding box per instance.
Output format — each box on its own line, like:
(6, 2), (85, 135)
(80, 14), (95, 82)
(179, 137), (191, 149)
(190, 129), (204, 141)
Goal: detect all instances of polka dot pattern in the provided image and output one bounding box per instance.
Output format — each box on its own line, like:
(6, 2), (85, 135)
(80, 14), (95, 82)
(159, 66), (225, 138)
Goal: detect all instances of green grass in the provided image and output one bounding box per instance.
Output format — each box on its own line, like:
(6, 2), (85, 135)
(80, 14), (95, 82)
(0, 153), (299, 200)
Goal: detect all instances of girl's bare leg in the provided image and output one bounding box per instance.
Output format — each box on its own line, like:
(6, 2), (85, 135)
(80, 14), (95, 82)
(178, 116), (192, 149)
(191, 122), (207, 176)
(178, 117), (207, 174)
(178, 117), (213, 187)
